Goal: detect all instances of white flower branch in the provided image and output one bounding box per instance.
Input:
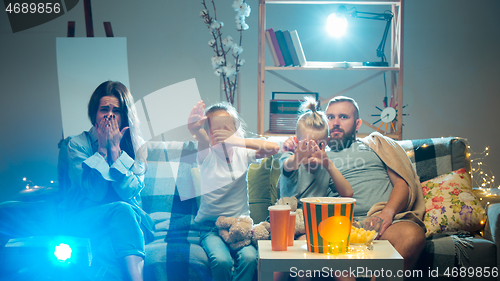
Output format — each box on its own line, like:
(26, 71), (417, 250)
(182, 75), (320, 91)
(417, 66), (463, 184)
(200, 0), (250, 105)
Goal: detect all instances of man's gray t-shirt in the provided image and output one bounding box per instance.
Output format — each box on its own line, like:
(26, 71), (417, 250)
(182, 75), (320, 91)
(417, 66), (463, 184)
(327, 141), (393, 216)
(279, 151), (336, 203)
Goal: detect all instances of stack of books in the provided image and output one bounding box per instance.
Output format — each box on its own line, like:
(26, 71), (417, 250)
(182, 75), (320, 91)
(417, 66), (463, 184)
(265, 28), (306, 67)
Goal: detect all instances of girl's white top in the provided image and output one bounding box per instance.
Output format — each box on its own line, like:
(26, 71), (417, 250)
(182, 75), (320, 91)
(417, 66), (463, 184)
(195, 146), (257, 223)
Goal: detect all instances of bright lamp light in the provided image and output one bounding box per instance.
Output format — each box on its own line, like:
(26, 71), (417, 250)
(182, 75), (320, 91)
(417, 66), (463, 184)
(326, 5), (394, 66)
(54, 243), (72, 262)
(326, 13), (347, 37)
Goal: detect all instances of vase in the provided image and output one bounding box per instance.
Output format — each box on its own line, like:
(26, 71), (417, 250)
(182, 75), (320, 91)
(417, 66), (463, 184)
(220, 74), (241, 112)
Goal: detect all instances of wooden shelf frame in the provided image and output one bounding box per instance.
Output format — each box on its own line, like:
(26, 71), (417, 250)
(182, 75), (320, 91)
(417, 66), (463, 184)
(257, 0), (404, 139)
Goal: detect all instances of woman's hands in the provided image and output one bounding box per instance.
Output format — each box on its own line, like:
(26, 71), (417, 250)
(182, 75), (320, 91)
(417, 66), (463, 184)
(96, 115), (129, 161)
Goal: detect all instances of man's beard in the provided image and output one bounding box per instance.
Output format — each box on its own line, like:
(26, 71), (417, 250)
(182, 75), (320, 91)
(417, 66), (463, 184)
(328, 123), (357, 152)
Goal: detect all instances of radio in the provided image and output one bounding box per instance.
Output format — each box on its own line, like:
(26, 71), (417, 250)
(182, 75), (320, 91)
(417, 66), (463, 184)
(269, 92), (319, 134)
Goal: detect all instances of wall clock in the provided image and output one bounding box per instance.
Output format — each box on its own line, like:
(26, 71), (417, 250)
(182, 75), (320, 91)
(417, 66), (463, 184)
(371, 98), (407, 134)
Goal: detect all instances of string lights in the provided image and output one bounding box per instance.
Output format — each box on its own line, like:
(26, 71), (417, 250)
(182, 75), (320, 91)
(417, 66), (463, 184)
(470, 146), (498, 198)
(21, 177), (56, 193)
(22, 177), (38, 189)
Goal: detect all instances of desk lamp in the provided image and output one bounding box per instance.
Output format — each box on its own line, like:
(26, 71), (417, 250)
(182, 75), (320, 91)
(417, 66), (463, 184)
(327, 5), (394, 67)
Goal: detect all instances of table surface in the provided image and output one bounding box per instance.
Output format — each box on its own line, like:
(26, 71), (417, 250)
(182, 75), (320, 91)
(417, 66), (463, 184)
(258, 240), (404, 281)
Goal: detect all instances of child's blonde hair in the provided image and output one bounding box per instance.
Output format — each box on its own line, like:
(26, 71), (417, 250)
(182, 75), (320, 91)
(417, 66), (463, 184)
(296, 97), (329, 141)
(205, 101), (246, 136)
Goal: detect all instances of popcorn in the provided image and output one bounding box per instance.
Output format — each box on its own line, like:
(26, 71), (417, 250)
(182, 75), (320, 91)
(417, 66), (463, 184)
(350, 226), (377, 244)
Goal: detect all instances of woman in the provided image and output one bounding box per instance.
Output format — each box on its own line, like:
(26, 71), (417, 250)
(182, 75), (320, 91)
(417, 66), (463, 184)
(63, 81), (153, 281)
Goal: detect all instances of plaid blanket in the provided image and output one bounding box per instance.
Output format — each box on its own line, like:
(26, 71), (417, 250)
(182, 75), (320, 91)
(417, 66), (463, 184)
(397, 137), (470, 182)
(142, 141), (211, 281)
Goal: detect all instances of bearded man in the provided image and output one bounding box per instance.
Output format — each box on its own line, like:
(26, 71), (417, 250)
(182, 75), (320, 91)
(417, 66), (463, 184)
(282, 96), (426, 273)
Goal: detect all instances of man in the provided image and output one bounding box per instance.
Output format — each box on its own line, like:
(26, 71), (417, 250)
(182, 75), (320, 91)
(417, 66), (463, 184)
(283, 96), (426, 273)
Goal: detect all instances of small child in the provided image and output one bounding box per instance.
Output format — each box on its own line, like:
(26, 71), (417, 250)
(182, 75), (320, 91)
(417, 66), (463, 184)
(279, 97), (353, 213)
(188, 100), (279, 281)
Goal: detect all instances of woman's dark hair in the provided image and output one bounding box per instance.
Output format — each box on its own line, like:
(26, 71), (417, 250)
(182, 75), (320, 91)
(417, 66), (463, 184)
(88, 81), (142, 161)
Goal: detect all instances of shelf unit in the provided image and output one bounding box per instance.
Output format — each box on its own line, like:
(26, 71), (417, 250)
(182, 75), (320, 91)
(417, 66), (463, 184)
(257, 0), (404, 140)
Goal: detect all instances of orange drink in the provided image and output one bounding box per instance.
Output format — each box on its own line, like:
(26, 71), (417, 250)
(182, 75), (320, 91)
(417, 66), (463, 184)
(300, 197), (356, 254)
(268, 205), (291, 251)
(287, 211), (296, 246)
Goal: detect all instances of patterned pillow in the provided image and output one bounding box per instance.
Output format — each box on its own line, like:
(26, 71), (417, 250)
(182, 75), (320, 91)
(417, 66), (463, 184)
(422, 168), (486, 237)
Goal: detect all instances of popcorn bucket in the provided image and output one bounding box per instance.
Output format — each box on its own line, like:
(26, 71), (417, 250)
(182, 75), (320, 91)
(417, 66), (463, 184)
(300, 197), (356, 254)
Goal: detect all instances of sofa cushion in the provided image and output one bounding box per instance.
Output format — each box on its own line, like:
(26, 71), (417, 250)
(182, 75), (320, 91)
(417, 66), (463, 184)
(247, 155), (281, 223)
(248, 156), (273, 223)
(269, 155), (281, 207)
(422, 168), (486, 237)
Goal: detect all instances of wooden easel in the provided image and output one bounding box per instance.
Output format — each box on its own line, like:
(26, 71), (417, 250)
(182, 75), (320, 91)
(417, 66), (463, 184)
(58, 0), (114, 148)
(66, 0), (113, 37)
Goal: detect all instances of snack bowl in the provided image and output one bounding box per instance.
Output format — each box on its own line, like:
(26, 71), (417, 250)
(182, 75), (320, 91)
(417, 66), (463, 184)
(350, 216), (382, 246)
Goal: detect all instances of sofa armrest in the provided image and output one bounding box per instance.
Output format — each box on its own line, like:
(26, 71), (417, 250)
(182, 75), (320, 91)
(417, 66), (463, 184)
(483, 203), (500, 269)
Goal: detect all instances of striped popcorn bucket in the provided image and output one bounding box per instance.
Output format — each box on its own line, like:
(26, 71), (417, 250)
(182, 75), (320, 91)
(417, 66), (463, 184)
(300, 197), (356, 254)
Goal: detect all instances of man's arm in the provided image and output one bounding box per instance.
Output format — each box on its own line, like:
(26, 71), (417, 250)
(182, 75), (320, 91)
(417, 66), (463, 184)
(376, 167), (409, 237)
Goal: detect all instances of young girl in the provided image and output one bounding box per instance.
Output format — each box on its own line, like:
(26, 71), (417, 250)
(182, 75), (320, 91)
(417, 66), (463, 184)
(188, 100), (279, 281)
(279, 97), (353, 213)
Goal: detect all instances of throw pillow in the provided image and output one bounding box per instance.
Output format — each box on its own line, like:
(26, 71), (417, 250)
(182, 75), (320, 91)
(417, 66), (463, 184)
(422, 168), (486, 237)
(248, 156), (273, 223)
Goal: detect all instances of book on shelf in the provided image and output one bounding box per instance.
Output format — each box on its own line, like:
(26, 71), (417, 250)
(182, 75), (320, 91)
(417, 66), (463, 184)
(289, 30), (307, 67)
(265, 29), (280, 67)
(283, 30), (300, 66)
(265, 28), (285, 66)
(274, 30), (293, 67)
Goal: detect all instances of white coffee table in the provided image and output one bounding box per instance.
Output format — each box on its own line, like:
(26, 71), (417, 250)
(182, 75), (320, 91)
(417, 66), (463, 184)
(258, 240), (403, 281)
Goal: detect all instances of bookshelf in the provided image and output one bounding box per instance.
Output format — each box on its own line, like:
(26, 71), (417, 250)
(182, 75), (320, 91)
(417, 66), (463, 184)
(257, 0), (404, 140)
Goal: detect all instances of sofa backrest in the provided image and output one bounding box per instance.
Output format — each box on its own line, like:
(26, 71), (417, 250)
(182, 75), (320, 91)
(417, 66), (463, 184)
(397, 137), (471, 182)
